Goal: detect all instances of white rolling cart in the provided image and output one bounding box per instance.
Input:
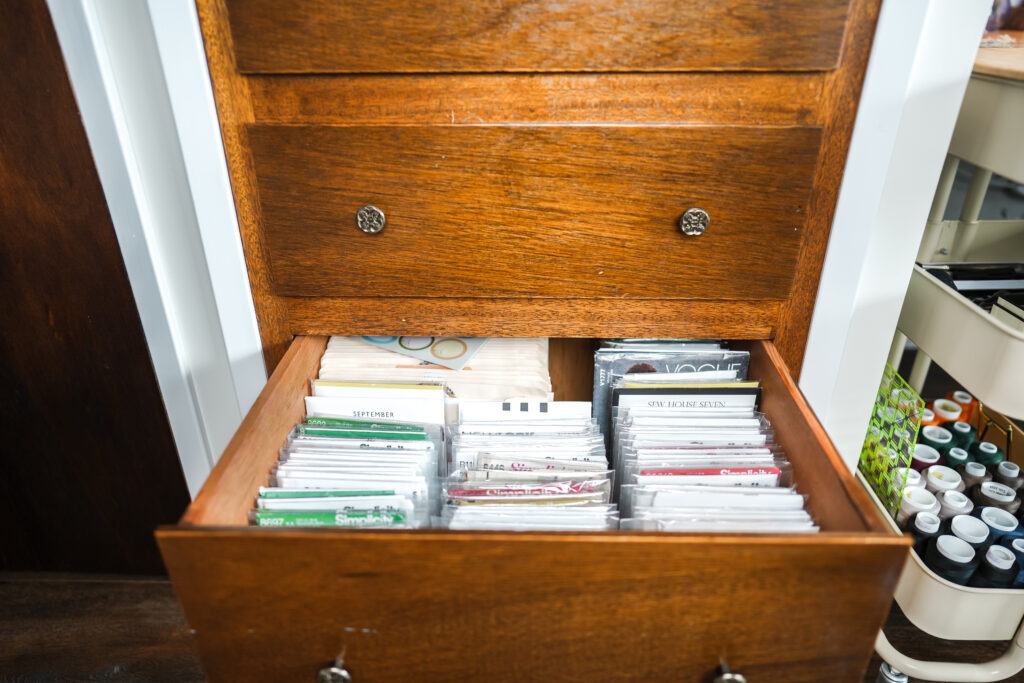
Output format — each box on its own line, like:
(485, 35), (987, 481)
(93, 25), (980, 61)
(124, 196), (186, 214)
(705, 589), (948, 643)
(875, 41), (1024, 682)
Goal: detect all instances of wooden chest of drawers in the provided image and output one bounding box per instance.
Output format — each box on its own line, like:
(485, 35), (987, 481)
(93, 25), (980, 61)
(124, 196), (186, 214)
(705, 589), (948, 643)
(158, 1), (908, 680)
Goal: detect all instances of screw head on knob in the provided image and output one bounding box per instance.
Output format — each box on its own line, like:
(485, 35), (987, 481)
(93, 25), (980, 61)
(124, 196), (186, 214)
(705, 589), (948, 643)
(679, 207), (709, 236)
(356, 205), (386, 234)
(317, 666), (352, 683)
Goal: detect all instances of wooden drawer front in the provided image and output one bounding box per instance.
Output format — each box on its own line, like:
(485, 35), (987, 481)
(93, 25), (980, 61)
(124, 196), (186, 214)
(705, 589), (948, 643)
(160, 531), (903, 683)
(251, 125), (821, 300)
(224, 0), (850, 73)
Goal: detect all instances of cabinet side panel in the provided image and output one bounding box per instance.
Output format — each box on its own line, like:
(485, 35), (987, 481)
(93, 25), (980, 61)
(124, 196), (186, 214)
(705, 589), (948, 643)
(195, 0), (291, 371)
(774, 0), (883, 373)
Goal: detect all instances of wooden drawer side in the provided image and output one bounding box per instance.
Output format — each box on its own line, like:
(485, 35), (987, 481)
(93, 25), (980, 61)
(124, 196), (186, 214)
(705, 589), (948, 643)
(181, 335), (327, 527)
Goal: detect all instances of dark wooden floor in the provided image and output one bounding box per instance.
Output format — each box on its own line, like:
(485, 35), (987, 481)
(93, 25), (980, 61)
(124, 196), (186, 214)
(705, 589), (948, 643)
(1, 572), (1022, 682)
(0, 574), (202, 682)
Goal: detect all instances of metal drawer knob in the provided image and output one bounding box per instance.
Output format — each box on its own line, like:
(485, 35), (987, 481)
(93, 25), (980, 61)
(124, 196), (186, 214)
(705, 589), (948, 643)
(317, 665), (352, 683)
(356, 205), (386, 234)
(679, 207), (710, 236)
(713, 675), (747, 683)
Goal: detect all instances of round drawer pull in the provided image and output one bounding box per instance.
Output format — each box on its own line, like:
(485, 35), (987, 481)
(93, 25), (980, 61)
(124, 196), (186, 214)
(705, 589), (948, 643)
(679, 207), (710, 236)
(713, 675), (747, 683)
(317, 665), (352, 683)
(356, 205), (386, 234)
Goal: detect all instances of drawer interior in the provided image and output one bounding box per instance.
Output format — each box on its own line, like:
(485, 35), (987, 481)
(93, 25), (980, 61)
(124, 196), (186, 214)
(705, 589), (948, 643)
(160, 336), (906, 683)
(178, 336), (891, 535)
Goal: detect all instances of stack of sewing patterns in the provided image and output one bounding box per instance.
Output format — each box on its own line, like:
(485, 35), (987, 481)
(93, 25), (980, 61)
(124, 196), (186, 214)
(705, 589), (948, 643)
(604, 342), (819, 533)
(442, 400), (618, 531)
(592, 339), (750, 441)
(250, 416), (444, 529)
(319, 337), (553, 421)
(250, 336), (555, 528)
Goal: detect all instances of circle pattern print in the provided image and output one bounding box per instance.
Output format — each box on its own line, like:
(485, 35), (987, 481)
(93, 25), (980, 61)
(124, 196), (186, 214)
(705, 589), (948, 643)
(399, 336), (434, 351)
(432, 338), (468, 360)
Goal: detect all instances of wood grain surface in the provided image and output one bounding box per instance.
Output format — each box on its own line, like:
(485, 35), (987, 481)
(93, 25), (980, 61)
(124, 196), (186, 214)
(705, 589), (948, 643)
(548, 338), (599, 401)
(250, 72), (826, 126)
(0, 573), (203, 682)
(285, 298), (782, 340)
(197, 0), (881, 374)
(251, 125), (821, 300)
(182, 335), (326, 527)
(974, 40), (1024, 81)
(773, 0), (882, 374)
(0, 0), (189, 573)
(224, 0), (849, 73)
(196, 0), (292, 371)
(159, 528), (906, 683)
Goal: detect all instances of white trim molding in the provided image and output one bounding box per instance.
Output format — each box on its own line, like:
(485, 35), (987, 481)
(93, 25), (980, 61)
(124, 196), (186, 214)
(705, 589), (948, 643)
(47, 0), (266, 496)
(800, 0), (990, 468)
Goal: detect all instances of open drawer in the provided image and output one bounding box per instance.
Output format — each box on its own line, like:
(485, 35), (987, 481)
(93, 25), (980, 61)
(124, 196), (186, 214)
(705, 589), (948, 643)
(157, 336), (907, 683)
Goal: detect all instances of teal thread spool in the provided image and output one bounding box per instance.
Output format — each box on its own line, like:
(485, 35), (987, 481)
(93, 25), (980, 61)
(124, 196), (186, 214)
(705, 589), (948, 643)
(946, 447), (971, 469)
(970, 440), (1006, 466)
(919, 425), (954, 456)
(943, 420), (977, 450)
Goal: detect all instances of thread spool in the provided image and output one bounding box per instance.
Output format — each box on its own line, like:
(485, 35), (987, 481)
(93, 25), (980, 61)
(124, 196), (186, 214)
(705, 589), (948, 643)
(920, 408), (940, 427)
(918, 426), (954, 456)
(970, 441), (1006, 466)
(924, 465), (965, 495)
(930, 398), (963, 423)
(911, 444), (944, 472)
(948, 514), (993, 553)
(958, 461), (991, 490)
(938, 490), (974, 520)
(908, 511), (942, 557)
(974, 506), (1022, 543)
(994, 461), (1024, 491)
(897, 486), (940, 528)
(924, 535), (979, 585)
(968, 544), (1020, 588)
(943, 420), (977, 450)
(998, 537), (1024, 587)
(945, 447), (971, 469)
(947, 389), (977, 424)
(971, 481), (1021, 515)
(896, 467), (924, 490)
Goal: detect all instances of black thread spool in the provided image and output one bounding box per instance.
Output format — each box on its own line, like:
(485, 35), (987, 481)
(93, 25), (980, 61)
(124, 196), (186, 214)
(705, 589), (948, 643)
(908, 511), (942, 558)
(968, 544), (1020, 589)
(947, 514), (993, 554)
(924, 535), (979, 585)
